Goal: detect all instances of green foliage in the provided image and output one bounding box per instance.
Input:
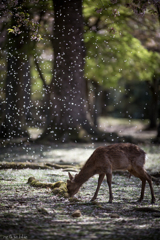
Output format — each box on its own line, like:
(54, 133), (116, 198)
(31, 68), (43, 100)
(83, 0), (160, 88)
(31, 58), (53, 99)
(4, 0), (52, 41)
(7, 28), (14, 33)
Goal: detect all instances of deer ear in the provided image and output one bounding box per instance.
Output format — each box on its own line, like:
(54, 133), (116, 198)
(67, 180), (70, 185)
(68, 172), (74, 180)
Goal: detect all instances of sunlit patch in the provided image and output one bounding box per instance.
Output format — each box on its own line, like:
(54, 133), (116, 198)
(134, 224), (151, 229)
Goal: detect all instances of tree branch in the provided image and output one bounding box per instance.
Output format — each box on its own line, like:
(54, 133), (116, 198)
(156, 5), (160, 24)
(34, 58), (47, 90)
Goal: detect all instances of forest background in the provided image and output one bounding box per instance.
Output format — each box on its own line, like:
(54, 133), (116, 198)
(0, 0), (160, 144)
(0, 1), (160, 240)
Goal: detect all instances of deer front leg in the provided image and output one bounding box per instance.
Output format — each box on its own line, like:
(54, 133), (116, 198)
(106, 172), (113, 203)
(91, 174), (105, 201)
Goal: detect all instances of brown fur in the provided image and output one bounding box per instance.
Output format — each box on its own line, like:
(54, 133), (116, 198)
(67, 143), (155, 203)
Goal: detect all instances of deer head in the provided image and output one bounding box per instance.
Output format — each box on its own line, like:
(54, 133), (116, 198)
(67, 172), (80, 197)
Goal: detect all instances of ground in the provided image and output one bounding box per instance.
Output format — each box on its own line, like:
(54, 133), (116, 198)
(0, 118), (160, 240)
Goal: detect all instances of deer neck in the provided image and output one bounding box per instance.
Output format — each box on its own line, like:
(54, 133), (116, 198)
(74, 167), (94, 187)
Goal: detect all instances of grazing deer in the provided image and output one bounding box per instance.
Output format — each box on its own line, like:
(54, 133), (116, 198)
(67, 143), (155, 204)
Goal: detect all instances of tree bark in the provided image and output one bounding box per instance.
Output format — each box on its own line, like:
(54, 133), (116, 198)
(0, 16), (31, 139)
(87, 79), (103, 128)
(146, 77), (159, 130)
(157, 122), (160, 137)
(91, 80), (103, 128)
(0, 51), (30, 139)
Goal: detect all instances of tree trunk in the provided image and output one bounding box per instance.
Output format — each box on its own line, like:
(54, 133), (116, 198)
(0, 53), (30, 139)
(146, 77), (159, 130)
(153, 121), (160, 143)
(0, 18), (31, 139)
(41, 0), (99, 142)
(91, 80), (103, 128)
(24, 61), (32, 122)
(157, 122), (160, 137)
(87, 79), (103, 128)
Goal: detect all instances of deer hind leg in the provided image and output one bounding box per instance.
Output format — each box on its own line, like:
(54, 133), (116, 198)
(129, 167), (155, 204)
(137, 178), (146, 203)
(106, 172), (113, 203)
(146, 172), (155, 204)
(91, 173), (105, 202)
(139, 171), (155, 204)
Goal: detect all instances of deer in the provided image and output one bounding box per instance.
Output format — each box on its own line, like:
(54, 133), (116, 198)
(67, 143), (155, 204)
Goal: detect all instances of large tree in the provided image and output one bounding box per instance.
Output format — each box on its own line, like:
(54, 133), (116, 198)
(40, 0), (107, 142)
(0, 0), (46, 139)
(0, 3), (31, 139)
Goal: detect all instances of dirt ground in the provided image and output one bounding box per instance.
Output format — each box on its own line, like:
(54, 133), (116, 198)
(0, 119), (160, 240)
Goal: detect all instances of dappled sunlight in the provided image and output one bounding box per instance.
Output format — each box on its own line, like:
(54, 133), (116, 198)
(0, 0), (160, 239)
